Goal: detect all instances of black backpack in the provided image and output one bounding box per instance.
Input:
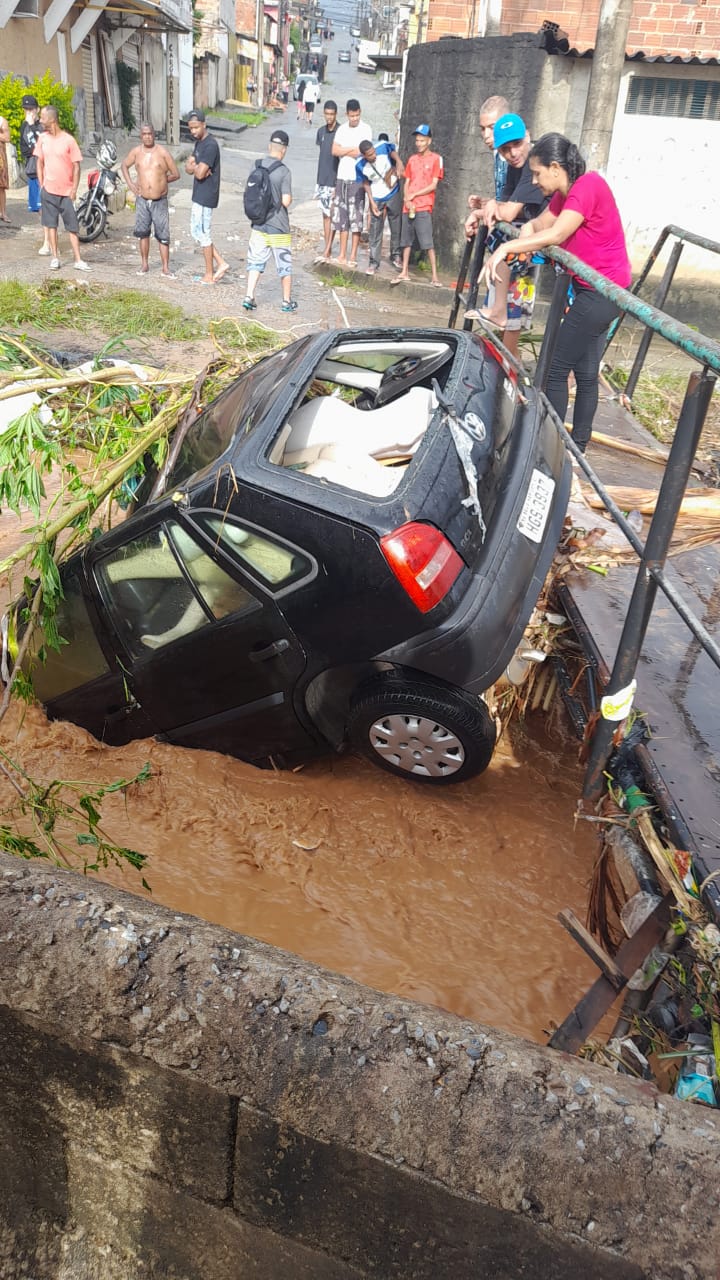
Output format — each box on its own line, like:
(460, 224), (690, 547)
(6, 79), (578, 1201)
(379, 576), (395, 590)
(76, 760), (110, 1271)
(243, 159), (283, 225)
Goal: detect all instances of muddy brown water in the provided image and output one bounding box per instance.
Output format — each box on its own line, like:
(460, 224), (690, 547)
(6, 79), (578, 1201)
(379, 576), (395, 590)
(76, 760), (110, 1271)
(1, 700), (601, 1043)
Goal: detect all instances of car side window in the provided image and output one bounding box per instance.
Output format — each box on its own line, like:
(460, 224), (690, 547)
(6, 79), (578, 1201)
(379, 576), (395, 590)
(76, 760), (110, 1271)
(25, 571), (110, 702)
(196, 514), (313, 592)
(97, 522), (256, 656)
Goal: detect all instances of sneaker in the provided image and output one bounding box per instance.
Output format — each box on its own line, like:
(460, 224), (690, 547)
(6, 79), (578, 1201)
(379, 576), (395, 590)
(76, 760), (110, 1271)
(391, 255), (402, 270)
(49, 258), (61, 270)
(280, 299), (298, 313)
(73, 260), (90, 272)
(38, 244), (52, 256)
(366, 265), (377, 276)
(242, 296), (257, 311)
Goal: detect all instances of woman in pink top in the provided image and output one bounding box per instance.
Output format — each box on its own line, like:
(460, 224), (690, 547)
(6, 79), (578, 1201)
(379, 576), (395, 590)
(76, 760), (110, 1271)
(486, 132), (631, 453)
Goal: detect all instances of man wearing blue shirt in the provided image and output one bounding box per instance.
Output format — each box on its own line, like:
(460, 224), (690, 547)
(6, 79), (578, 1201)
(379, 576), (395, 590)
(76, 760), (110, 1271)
(356, 137), (404, 275)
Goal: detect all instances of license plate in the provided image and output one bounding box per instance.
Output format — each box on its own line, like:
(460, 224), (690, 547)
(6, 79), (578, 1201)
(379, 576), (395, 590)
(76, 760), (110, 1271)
(517, 469), (555, 544)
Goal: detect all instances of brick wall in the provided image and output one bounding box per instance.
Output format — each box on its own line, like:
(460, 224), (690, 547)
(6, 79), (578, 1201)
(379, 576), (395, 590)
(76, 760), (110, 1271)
(427, 0), (720, 59)
(236, 0), (256, 36)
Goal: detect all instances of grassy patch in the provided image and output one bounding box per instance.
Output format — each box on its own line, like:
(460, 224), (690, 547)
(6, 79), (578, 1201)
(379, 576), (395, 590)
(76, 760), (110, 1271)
(0, 279), (201, 342)
(208, 109), (265, 127)
(326, 271), (363, 291)
(610, 364), (720, 457)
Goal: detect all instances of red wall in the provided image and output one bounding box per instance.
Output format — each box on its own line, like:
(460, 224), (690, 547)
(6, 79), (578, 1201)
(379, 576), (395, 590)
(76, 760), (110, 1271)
(425, 0), (720, 57)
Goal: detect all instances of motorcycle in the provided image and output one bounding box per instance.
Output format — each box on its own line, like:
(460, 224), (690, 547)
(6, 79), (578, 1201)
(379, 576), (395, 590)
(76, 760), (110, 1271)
(76, 139), (122, 243)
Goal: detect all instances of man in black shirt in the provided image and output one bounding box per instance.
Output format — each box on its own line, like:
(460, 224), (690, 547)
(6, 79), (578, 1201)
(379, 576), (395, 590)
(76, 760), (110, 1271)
(184, 109), (229, 284)
(314, 100), (339, 261)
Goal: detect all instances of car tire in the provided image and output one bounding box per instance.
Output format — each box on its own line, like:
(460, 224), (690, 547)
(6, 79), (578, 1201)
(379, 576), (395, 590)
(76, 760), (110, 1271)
(347, 674), (496, 785)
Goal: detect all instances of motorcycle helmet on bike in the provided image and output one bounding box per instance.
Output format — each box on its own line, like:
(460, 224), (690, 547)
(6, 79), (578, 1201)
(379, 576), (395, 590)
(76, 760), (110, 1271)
(97, 140), (117, 168)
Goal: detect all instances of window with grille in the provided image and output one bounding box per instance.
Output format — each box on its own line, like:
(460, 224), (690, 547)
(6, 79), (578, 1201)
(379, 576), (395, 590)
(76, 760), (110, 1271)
(626, 75), (720, 120)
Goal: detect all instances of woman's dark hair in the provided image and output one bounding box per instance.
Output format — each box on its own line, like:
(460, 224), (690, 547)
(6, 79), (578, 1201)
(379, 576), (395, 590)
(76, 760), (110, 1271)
(529, 133), (586, 185)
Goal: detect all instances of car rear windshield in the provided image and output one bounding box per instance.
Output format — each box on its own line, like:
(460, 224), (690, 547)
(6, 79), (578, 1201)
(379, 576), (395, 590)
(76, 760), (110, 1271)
(162, 341), (311, 494)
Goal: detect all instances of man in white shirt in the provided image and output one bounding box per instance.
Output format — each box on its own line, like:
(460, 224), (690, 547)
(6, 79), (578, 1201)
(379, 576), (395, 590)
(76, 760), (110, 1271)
(303, 78), (320, 126)
(330, 98), (372, 267)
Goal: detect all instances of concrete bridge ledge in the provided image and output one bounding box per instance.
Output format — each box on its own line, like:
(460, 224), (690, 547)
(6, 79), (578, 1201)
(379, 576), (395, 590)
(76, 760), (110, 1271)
(0, 851), (716, 1279)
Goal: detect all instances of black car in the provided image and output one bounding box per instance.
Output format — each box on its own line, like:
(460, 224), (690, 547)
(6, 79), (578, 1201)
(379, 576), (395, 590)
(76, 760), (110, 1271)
(12, 328), (570, 785)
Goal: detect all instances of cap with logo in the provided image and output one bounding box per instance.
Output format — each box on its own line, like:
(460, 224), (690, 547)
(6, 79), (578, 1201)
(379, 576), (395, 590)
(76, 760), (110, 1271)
(187, 108), (205, 122)
(22, 94), (39, 109)
(493, 113), (527, 147)
(413, 123), (431, 137)
(270, 130), (289, 146)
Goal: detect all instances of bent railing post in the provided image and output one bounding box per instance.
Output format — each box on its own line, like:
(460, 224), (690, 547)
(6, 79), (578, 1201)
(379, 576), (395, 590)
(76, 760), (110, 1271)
(623, 238), (685, 399)
(448, 238), (473, 330)
(532, 272), (569, 394)
(582, 368), (717, 803)
(462, 227), (488, 331)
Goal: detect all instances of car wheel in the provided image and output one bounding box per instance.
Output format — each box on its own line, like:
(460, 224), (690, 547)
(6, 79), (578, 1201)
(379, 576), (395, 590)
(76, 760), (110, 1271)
(347, 674), (496, 785)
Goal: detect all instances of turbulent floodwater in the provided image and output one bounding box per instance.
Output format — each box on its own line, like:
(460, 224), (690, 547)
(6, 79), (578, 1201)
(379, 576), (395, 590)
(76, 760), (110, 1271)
(1, 700), (601, 1043)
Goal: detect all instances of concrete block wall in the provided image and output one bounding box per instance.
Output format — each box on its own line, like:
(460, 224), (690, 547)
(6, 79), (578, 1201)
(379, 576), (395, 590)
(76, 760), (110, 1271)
(399, 34), (586, 272)
(0, 851), (718, 1279)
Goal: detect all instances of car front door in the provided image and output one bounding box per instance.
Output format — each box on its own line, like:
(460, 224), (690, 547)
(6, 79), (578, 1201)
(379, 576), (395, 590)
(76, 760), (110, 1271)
(92, 515), (313, 761)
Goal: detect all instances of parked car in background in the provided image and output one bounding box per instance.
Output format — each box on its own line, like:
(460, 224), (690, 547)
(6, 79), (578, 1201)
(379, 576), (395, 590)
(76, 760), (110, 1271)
(10, 328), (570, 786)
(293, 72), (319, 100)
(338, 48), (351, 62)
(350, 25), (361, 36)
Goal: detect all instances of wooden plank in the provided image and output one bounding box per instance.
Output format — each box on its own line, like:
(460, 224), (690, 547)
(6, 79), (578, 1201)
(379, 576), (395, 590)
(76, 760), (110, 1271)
(557, 908), (625, 990)
(549, 894), (673, 1054)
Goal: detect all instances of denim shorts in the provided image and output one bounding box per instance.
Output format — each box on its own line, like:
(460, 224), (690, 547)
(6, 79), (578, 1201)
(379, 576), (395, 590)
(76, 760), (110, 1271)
(190, 202), (214, 248)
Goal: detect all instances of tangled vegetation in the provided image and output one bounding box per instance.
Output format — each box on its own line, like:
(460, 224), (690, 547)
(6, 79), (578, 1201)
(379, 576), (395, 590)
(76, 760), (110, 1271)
(0, 294), (288, 877)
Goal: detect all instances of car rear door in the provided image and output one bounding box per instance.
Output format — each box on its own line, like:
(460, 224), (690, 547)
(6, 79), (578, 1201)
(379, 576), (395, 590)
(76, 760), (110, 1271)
(92, 514), (313, 760)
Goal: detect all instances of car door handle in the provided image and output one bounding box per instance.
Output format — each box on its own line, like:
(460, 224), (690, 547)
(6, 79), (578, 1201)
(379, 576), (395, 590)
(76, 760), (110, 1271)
(249, 638), (290, 663)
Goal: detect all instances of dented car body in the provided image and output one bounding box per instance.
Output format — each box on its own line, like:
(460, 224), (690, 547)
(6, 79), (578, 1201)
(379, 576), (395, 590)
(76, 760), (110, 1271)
(18, 328), (571, 784)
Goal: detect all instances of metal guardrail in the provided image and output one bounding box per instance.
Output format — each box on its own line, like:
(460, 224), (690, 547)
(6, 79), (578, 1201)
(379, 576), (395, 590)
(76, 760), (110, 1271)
(604, 224), (720, 399)
(448, 224), (720, 849)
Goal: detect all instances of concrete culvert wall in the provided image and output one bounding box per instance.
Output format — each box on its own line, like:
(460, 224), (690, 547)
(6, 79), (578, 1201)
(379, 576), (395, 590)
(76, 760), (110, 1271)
(0, 851), (717, 1279)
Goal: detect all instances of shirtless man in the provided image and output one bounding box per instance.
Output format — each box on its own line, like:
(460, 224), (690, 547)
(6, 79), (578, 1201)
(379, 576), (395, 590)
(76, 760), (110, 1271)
(121, 124), (180, 276)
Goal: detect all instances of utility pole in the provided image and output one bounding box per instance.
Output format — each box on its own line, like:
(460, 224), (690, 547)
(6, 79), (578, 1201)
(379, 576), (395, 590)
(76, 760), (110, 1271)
(255, 0), (264, 106)
(580, 0), (634, 172)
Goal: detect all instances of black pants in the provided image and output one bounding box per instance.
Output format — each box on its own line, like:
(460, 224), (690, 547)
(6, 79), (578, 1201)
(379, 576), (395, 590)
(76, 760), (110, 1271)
(545, 286), (620, 451)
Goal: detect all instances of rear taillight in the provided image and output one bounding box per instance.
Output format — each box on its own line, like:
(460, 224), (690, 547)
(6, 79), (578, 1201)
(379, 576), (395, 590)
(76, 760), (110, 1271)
(380, 522), (463, 613)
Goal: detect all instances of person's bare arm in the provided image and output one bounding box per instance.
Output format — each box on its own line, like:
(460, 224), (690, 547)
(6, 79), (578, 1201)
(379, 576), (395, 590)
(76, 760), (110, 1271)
(482, 197), (523, 228)
(405, 175), (439, 208)
(0, 118), (10, 144)
(120, 148), (138, 194)
(162, 148), (181, 183)
(36, 148), (45, 189)
(193, 159), (211, 180)
(281, 191), (292, 208)
(389, 147), (404, 179)
(70, 161), (80, 201)
(486, 208), (583, 281)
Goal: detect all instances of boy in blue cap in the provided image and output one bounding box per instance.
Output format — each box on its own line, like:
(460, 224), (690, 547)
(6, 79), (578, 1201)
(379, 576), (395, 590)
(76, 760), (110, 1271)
(466, 113), (547, 355)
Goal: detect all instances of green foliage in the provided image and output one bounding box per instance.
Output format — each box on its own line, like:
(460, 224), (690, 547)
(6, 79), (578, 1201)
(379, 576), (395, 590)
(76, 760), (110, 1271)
(289, 21), (301, 53)
(116, 60), (140, 131)
(208, 109), (265, 126)
(0, 70), (76, 150)
(0, 751), (152, 877)
(0, 278), (201, 341)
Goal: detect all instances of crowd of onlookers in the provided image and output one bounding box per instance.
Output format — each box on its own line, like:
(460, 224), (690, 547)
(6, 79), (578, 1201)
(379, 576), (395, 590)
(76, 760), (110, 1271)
(0, 82), (633, 451)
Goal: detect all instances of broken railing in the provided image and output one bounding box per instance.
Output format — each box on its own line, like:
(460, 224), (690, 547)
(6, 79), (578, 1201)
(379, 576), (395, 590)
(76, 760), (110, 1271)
(449, 225), (720, 914)
(604, 223), (720, 400)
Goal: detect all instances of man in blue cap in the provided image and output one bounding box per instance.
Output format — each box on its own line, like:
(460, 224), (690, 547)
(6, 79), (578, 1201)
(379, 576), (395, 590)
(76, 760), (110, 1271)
(465, 112), (547, 356)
